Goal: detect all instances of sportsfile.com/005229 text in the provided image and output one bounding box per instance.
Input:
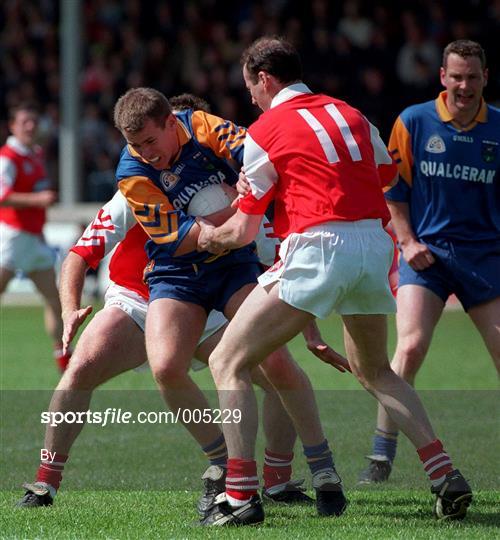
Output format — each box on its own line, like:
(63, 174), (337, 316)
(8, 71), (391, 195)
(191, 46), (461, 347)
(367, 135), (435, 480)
(40, 408), (242, 427)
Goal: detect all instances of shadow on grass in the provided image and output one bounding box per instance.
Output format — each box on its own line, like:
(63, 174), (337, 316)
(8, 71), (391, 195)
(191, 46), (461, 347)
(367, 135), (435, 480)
(380, 510), (500, 527)
(349, 498), (500, 527)
(462, 511), (500, 527)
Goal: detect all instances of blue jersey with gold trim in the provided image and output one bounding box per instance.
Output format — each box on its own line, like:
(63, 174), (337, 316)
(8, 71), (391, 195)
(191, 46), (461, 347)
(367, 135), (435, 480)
(386, 92), (499, 243)
(116, 109), (254, 265)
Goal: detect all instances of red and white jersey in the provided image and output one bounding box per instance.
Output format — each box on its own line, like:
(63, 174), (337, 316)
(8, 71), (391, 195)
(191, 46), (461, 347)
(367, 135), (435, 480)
(0, 136), (50, 234)
(239, 84), (396, 239)
(71, 191), (149, 299)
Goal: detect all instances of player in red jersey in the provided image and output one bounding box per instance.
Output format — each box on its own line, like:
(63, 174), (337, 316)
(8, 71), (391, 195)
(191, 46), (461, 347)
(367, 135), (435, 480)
(17, 94), (348, 512)
(15, 189), (308, 508)
(197, 37), (471, 524)
(0, 103), (70, 371)
(115, 87), (352, 521)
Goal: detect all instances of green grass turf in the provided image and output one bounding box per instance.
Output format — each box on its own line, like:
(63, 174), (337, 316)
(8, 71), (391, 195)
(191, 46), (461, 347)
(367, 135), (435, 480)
(1, 306), (497, 390)
(1, 305), (498, 538)
(0, 490), (499, 539)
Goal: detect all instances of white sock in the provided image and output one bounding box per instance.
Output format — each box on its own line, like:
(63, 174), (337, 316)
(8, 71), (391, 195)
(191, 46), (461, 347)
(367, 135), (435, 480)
(226, 493), (251, 508)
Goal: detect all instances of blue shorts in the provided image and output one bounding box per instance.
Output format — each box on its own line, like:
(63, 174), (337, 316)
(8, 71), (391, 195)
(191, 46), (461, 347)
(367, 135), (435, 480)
(398, 239), (500, 311)
(147, 247), (261, 314)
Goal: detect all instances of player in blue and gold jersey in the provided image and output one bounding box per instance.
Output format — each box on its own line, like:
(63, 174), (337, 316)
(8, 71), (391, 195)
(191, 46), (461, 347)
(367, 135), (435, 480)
(113, 88), (349, 519)
(360, 40), (498, 499)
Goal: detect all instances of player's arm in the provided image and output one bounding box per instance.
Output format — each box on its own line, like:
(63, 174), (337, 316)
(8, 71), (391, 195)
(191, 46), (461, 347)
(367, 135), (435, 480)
(197, 131), (276, 253)
(302, 320), (351, 373)
(58, 192), (139, 352)
(73, 191), (138, 267)
(387, 201), (435, 270)
(0, 156), (57, 207)
(0, 190), (57, 208)
(385, 116), (434, 270)
(200, 183), (239, 226)
(197, 209), (263, 254)
(118, 175), (198, 256)
(59, 251), (93, 354)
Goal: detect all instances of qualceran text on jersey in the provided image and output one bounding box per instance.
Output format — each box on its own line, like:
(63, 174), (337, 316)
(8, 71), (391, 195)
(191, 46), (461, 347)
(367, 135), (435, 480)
(420, 161), (495, 184)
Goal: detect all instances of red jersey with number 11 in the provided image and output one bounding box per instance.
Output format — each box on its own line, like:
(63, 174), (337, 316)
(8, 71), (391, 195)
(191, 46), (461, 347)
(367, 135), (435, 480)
(239, 85), (395, 238)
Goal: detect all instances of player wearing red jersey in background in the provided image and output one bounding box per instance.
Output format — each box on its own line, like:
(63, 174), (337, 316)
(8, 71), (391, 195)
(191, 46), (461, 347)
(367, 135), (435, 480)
(197, 37), (472, 525)
(0, 103), (70, 372)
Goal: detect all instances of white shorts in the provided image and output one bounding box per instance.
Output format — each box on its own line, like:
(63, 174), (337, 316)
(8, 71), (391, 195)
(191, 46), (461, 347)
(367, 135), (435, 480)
(103, 282), (228, 370)
(0, 222), (56, 273)
(258, 220), (396, 318)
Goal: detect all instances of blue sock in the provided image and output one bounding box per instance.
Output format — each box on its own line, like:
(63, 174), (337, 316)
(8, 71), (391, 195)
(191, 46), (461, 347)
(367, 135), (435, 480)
(372, 428), (398, 463)
(202, 434), (227, 467)
(303, 439), (334, 475)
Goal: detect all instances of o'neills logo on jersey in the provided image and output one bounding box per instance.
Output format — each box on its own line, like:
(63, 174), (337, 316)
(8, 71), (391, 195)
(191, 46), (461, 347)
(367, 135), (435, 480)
(159, 171), (181, 191)
(425, 135), (446, 154)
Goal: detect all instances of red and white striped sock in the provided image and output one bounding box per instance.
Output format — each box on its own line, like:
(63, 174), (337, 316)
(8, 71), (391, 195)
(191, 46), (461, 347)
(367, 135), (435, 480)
(417, 439), (453, 487)
(263, 449), (293, 494)
(36, 452), (68, 495)
(225, 458), (259, 507)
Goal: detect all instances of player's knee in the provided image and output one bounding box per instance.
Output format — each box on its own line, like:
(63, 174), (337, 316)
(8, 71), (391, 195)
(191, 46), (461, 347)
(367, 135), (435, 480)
(208, 350), (231, 383)
(61, 355), (102, 390)
(151, 360), (189, 386)
(393, 338), (428, 379)
(208, 355), (224, 385)
(260, 348), (303, 390)
(208, 347), (247, 386)
(352, 362), (392, 391)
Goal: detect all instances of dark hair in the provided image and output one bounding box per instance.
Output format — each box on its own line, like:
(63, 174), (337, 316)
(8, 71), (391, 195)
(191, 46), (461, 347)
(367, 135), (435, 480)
(169, 93), (211, 113)
(114, 87), (172, 133)
(241, 36), (302, 84)
(442, 40), (486, 69)
(8, 102), (39, 122)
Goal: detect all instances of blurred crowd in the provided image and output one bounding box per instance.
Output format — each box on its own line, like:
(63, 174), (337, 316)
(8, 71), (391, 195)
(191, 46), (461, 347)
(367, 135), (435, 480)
(1, 0), (499, 201)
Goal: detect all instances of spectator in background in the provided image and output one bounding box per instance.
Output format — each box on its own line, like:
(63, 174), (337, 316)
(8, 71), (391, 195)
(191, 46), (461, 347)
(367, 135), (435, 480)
(86, 151), (116, 202)
(0, 103), (71, 372)
(0, 0), (498, 199)
(351, 66), (394, 139)
(396, 20), (440, 90)
(359, 39), (499, 484)
(337, 0), (373, 50)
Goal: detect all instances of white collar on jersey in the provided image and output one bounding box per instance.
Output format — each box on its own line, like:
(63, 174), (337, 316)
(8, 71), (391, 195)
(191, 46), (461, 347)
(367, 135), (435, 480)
(6, 136), (33, 156)
(270, 83), (312, 109)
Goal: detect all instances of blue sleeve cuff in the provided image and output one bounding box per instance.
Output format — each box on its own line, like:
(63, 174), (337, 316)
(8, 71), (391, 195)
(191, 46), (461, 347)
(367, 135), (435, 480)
(385, 180), (410, 202)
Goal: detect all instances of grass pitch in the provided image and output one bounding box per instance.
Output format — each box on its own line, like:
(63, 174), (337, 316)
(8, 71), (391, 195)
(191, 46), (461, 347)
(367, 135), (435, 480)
(0, 305), (498, 538)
